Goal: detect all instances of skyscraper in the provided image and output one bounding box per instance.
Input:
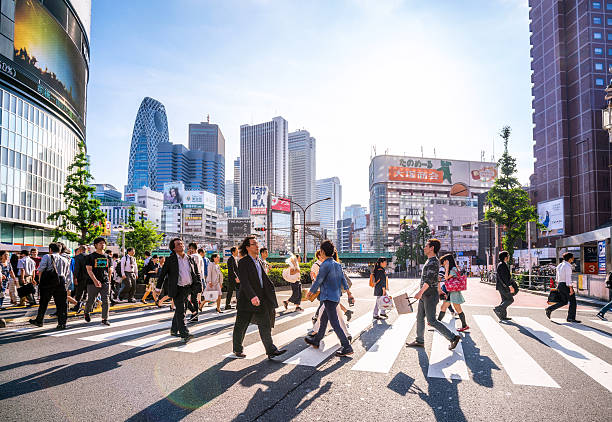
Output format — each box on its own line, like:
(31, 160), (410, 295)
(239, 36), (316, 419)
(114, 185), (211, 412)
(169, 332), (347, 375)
(529, 0), (612, 239)
(233, 157), (241, 209)
(288, 130), (316, 222)
(240, 117), (288, 211)
(225, 180), (235, 208)
(187, 121), (225, 208)
(316, 177), (342, 239)
(126, 97), (169, 193)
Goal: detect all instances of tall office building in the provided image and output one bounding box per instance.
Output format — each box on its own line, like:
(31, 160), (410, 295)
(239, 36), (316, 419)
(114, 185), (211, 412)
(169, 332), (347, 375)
(0, 0), (91, 248)
(240, 117), (288, 211)
(188, 120), (225, 208)
(233, 157), (241, 209)
(126, 97), (169, 193)
(225, 180), (234, 208)
(316, 177), (342, 239)
(529, 0), (612, 240)
(288, 130), (316, 223)
(91, 184), (122, 202)
(157, 142), (224, 210)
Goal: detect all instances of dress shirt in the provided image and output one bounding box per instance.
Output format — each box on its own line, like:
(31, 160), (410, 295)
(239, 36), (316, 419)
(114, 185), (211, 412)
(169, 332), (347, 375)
(17, 256), (36, 277)
(38, 253), (70, 278)
(121, 255), (137, 276)
(190, 253), (204, 279)
(250, 255), (263, 288)
(556, 261), (574, 287)
(177, 253), (192, 286)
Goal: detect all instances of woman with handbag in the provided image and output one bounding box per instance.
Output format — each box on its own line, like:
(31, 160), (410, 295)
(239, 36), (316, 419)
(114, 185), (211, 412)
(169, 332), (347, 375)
(0, 250), (17, 308)
(437, 254), (469, 332)
(282, 254), (304, 312)
(204, 253), (224, 313)
(372, 257), (389, 320)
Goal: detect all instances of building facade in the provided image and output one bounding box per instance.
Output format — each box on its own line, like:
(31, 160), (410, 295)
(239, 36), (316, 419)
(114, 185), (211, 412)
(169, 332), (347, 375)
(92, 184), (122, 202)
(126, 97), (169, 193)
(369, 155), (497, 254)
(0, 0), (91, 250)
(316, 177), (342, 240)
(188, 120), (225, 208)
(124, 186), (163, 228)
(233, 157), (240, 210)
(336, 218), (353, 252)
(225, 180), (234, 208)
(288, 129), (316, 223)
(529, 0), (612, 242)
(240, 117), (288, 210)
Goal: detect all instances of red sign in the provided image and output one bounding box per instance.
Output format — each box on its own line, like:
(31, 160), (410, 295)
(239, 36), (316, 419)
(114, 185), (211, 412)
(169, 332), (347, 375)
(389, 166), (443, 183)
(271, 196), (291, 212)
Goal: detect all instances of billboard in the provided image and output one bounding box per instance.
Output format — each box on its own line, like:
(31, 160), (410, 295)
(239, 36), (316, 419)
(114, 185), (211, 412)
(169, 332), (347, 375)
(228, 218), (251, 238)
(250, 186), (268, 215)
(163, 182), (185, 205)
(271, 195), (291, 213)
(370, 156), (498, 190)
(183, 190), (217, 211)
(3, 0), (90, 133)
(537, 198), (564, 236)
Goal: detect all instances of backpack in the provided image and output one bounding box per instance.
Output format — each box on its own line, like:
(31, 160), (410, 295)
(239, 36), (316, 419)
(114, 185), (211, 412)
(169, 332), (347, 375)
(115, 260), (123, 278)
(39, 255), (63, 288)
(203, 257), (209, 278)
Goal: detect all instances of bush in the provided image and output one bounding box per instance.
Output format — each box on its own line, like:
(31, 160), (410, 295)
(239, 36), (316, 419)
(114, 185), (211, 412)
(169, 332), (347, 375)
(220, 264), (311, 291)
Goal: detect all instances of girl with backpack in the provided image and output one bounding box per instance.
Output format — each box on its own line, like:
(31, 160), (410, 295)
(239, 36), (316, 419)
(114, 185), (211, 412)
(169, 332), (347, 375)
(371, 257), (389, 320)
(437, 254), (469, 332)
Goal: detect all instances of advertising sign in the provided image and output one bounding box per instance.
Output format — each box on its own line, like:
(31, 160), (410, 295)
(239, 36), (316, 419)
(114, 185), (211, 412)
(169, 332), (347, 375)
(537, 198), (564, 236)
(354, 214), (367, 231)
(228, 218), (251, 238)
(598, 240), (607, 275)
(182, 190), (217, 211)
(250, 186), (268, 215)
(163, 182), (185, 205)
(271, 196), (291, 213)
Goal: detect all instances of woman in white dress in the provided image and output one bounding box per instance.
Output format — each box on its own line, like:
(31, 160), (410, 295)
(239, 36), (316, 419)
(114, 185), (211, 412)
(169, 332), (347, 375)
(205, 253), (223, 313)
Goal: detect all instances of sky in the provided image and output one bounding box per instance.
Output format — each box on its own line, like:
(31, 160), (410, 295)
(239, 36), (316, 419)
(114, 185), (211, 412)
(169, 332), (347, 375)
(86, 0), (533, 210)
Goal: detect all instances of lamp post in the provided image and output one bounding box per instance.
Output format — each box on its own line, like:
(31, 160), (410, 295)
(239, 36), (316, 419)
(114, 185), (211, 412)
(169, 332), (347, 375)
(287, 197), (331, 262)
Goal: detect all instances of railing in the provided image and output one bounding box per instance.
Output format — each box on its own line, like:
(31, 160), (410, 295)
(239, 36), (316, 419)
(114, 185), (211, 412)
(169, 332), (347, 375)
(479, 270), (555, 292)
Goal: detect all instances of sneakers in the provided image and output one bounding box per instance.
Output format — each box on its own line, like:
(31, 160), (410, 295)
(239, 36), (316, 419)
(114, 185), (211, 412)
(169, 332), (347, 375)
(596, 313), (608, 321)
(304, 336), (319, 349)
(84, 313), (91, 323)
(101, 320), (110, 326)
(335, 347), (354, 357)
(345, 310), (353, 321)
(449, 335), (461, 350)
(233, 351), (246, 358)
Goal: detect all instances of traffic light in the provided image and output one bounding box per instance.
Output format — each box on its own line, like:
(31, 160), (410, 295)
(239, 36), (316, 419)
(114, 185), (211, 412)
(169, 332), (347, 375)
(254, 227), (266, 232)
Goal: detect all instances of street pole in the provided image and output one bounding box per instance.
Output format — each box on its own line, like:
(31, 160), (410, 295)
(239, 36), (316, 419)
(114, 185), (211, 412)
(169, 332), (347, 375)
(287, 197), (331, 263)
(447, 219), (455, 253)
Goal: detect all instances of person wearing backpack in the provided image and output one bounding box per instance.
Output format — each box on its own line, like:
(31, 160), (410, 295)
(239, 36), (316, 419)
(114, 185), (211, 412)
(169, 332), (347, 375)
(371, 257), (389, 320)
(71, 245), (89, 313)
(28, 242), (70, 329)
(596, 271), (612, 321)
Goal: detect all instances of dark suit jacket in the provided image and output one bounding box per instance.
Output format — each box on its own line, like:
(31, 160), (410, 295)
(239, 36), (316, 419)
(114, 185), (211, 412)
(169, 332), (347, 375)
(236, 255), (278, 314)
(496, 262), (511, 292)
(227, 255), (239, 283)
(156, 252), (201, 298)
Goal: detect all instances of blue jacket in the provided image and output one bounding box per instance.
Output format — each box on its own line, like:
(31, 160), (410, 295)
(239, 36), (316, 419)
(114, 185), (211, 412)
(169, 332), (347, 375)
(309, 258), (348, 303)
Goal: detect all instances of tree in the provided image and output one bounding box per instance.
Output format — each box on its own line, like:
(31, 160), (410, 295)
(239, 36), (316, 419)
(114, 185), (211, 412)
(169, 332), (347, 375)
(47, 141), (106, 244)
(124, 206), (163, 258)
(395, 218), (416, 271)
(415, 211), (432, 264)
(485, 126), (538, 258)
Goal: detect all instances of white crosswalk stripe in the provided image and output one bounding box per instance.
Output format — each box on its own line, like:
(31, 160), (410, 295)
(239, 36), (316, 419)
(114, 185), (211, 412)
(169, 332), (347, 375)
(427, 315), (469, 380)
(514, 317), (612, 393)
(591, 319), (612, 328)
(552, 319), (612, 350)
(473, 315), (559, 387)
(351, 313), (416, 373)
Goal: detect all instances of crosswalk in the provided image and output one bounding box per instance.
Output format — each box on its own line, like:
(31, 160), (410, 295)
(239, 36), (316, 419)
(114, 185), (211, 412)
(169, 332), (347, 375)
(4, 306), (612, 393)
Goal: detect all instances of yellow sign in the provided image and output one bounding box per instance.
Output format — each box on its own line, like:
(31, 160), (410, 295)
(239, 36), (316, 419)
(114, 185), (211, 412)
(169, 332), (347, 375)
(101, 219), (111, 236)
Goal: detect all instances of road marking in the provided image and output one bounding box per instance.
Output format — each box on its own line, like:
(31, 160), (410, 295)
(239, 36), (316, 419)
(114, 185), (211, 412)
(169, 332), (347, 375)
(172, 307), (314, 354)
(591, 319), (612, 328)
(427, 315), (469, 380)
(351, 313), (416, 373)
(514, 317), (612, 393)
(223, 308), (318, 359)
(283, 311), (372, 367)
(552, 319), (612, 350)
(123, 321), (233, 348)
(473, 315), (559, 387)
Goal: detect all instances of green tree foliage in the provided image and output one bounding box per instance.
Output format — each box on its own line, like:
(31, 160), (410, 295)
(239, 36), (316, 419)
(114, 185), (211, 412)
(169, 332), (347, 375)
(485, 126), (538, 258)
(416, 211), (432, 262)
(47, 141), (106, 244)
(395, 211), (432, 268)
(124, 206), (163, 258)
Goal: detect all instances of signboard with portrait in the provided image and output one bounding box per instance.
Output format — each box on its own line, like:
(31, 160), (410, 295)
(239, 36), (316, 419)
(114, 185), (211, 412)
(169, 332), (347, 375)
(598, 240), (607, 275)
(250, 186), (268, 215)
(163, 182), (185, 205)
(537, 198), (564, 237)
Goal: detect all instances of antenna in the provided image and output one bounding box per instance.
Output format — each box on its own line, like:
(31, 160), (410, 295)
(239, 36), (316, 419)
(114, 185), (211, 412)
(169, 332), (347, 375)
(492, 136), (495, 162)
(207, 114), (210, 123)
(421, 146), (424, 157)
(434, 148), (436, 158)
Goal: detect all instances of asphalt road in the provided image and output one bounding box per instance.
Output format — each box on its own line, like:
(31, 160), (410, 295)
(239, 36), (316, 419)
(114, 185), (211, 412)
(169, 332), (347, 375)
(1, 278), (611, 422)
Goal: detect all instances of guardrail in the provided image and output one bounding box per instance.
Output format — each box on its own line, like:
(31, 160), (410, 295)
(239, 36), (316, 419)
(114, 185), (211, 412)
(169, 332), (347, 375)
(479, 270), (555, 292)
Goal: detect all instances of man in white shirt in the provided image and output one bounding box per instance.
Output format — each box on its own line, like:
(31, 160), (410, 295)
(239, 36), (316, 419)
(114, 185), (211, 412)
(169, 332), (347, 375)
(17, 249), (37, 306)
(119, 248), (138, 303)
(546, 252), (580, 323)
(187, 243), (204, 321)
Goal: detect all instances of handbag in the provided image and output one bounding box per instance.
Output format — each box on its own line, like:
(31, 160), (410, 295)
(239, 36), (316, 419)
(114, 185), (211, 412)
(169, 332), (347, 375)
(377, 294), (394, 310)
(282, 267), (300, 283)
(445, 274), (467, 292)
(307, 290), (320, 302)
(547, 288), (561, 305)
(203, 290), (219, 301)
(369, 273), (375, 288)
(17, 283), (35, 298)
(393, 293), (417, 314)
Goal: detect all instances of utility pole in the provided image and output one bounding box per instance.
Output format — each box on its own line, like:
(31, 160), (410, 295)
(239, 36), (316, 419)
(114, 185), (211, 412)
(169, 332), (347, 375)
(447, 219), (455, 253)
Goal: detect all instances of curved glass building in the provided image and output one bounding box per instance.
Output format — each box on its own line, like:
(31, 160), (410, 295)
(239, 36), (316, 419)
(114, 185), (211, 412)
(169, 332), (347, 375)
(126, 97), (169, 193)
(0, 0), (91, 250)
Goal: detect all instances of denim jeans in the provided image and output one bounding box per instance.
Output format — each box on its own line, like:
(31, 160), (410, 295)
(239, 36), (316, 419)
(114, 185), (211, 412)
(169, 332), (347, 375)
(599, 299), (612, 316)
(312, 300), (351, 351)
(415, 293), (456, 344)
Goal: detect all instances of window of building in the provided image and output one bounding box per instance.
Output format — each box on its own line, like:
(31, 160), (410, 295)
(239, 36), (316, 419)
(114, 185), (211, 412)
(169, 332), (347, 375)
(593, 1), (601, 9)
(608, 48), (612, 55)
(596, 78), (605, 86)
(607, 2), (612, 9)
(595, 32), (603, 39)
(596, 62), (604, 70)
(595, 16), (603, 24)
(608, 18), (612, 25)
(597, 47), (605, 55)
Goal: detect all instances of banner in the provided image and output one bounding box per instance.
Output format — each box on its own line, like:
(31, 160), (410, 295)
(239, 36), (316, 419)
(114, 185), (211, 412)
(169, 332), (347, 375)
(537, 198), (564, 236)
(271, 196), (291, 213)
(250, 186), (268, 215)
(163, 182), (185, 205)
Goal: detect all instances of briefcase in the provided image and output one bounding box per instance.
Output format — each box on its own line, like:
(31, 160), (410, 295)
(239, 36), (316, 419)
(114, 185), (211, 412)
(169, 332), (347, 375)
(17, 283), (35, 298)
(393, 293), (416, 314)
(547, 288), (561, 305)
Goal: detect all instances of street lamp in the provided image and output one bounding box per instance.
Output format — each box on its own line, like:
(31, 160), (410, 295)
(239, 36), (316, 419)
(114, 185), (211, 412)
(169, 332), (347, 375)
(114, 223), (134, 256)
(286, 197), (331, 262)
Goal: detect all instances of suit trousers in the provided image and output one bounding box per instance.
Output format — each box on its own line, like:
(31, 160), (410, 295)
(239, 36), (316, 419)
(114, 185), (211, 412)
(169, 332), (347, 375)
(225, 280), (238, 307)
(415, 293), (455, 344)
(73, 278), (88, 303)
(546, 283), (576, 320)
(172, 285), (192, 336)
(232, 305), (277, 355)
(119, 272), (136, 300)
(35, 283), (67, 325)
(495, 289), (514, 318)
(85, 282), (110, 320)
(185, 283), (200, 314)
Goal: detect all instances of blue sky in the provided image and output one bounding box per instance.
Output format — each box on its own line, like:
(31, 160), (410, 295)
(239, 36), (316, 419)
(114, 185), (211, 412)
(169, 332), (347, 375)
(86, 0), (532, 208)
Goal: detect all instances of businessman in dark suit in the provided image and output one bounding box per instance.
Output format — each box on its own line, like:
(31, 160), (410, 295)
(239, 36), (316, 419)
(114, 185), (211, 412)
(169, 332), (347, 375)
(494, 250), (515, 321)
(232, 235), (286, 360)
(156, 238), (201, 342)
(225, 246), (240, 310)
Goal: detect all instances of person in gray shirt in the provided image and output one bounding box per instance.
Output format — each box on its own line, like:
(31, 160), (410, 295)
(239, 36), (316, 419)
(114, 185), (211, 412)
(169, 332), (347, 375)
(406, 239), (461, 350)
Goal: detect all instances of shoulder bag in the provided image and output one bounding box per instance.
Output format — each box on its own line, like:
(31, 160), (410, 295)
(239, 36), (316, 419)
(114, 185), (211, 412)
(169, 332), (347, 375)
(445, 274), (467, 292)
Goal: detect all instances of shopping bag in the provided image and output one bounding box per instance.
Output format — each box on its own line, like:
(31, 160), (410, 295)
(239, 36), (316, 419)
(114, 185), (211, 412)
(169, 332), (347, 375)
(377, 294), (394, 311)
(445, 274), (467, 292)
(17, 283), (35, 298)
(393, 293), (416, 314)
(546, 288), (561, 305)
(203, 290), (219, 301)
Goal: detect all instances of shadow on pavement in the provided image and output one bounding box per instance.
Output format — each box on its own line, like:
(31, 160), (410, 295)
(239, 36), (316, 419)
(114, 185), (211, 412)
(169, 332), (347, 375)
(505, 321), (587, 360)
(461, 332), (499, 388)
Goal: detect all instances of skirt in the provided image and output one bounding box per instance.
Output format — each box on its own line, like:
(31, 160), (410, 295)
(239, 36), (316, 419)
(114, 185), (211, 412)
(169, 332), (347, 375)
(446, 291), (465, 304)
(288, 282), (302, 305)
